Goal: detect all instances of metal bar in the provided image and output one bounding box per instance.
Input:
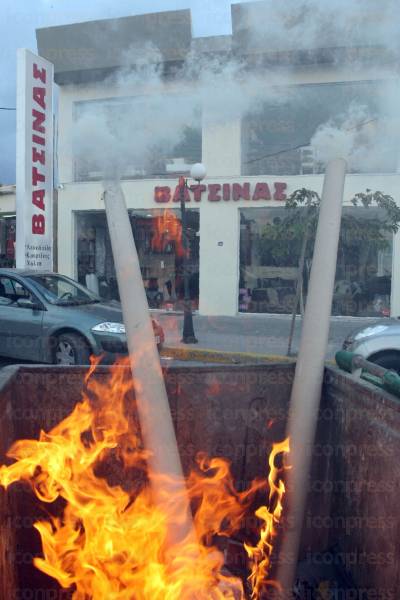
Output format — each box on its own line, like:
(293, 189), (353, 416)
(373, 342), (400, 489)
(277, 158), (347, 593)
(103, 181), (198, 549)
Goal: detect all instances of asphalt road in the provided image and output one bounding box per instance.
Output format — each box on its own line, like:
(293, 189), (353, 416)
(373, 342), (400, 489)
(154, 312), (380, 359)
(0, 312), (382, 369)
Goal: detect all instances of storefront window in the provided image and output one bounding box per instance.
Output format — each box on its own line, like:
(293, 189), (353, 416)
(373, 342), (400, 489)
(242, 80), (397, 176)
(75, 209), (200, 310)
(239, 207), (393, 317)
(74, 97), (202, 181)
(0, 216), (16, 267)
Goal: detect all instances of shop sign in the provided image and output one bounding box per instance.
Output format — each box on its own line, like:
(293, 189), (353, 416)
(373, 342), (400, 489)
(154, 181), (287, 204)
(16, 49), (54, 270)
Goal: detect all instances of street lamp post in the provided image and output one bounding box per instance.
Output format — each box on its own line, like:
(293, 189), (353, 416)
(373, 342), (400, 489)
(178, 163), (206, 344)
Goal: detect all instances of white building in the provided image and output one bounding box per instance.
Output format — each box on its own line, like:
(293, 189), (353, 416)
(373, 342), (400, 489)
(35, 3), (400, 317)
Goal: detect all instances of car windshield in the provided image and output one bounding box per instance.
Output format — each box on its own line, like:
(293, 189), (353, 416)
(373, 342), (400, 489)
(26, 274), (101, 305)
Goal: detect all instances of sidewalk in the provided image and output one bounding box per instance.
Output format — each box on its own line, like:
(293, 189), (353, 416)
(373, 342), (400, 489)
(152, 311), (380, 360)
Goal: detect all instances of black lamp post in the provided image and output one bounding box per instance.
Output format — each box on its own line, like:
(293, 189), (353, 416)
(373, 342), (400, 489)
(178, 163), (206, 344)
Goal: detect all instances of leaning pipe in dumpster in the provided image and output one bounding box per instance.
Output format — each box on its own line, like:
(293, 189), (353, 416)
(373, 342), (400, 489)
(276, 158), (347, 593)
(103, 180), (198, 549)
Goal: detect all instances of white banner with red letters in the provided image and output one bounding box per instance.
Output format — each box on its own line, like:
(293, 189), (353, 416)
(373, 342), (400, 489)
(16, 49), (54, 270)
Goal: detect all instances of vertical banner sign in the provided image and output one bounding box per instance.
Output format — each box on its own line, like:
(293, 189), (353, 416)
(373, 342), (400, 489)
(16, 49), (54, 270)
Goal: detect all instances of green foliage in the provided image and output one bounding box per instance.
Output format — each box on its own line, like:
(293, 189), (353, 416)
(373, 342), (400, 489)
(351, 189), (400, 234)
(285, 188), (320, 210)
(256, 220), (300, 266)
(256, 188), (399, 268)
(256, 188), (320, 266)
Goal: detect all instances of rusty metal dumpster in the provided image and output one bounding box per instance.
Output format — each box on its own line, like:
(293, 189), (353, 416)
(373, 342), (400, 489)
(0, 362), (398, 598)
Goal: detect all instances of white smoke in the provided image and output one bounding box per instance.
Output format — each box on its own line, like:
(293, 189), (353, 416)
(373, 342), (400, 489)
(311, 80), (400, 171)
(72, 44), (198, 179)
(235, 0), (400, 53)
(183, 50), (280, 123)
(72, 42), (281, 177)
(71, 2), (400, 178)
(311, 103), (371, 167)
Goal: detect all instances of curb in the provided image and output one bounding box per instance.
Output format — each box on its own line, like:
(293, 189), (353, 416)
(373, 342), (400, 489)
(160, 346), (296, 364)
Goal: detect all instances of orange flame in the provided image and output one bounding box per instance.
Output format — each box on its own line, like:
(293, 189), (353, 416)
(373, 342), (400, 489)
(244, 438), (290, 599)
(0, 358), (289, 599)
(151, 209), (185, 258)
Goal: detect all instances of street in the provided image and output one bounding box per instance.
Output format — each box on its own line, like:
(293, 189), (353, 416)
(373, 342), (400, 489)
(155, 312), (380, 358)
(0, 313), (382, 370)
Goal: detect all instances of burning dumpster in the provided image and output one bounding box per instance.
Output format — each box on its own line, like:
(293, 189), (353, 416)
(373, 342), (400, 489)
(0, 360), (398, 599)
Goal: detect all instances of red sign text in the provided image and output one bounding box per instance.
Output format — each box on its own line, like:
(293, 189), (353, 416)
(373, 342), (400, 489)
(154, 181), (287, 204)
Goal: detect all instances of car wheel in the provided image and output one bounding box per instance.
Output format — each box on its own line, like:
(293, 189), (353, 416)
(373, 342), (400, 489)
(54, 333), (91, 366)
(369, 352), (400, 374)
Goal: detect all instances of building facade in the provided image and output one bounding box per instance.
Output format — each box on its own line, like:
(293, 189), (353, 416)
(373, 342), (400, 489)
(35, 3), (400, 317)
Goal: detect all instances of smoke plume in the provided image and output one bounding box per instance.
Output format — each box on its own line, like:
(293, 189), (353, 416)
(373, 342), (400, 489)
(311, 80), (400, 171)
(71, 1), (400, 178)
(236, 0), (400, 53)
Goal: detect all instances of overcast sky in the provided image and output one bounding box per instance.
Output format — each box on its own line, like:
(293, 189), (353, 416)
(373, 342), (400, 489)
(0, 0), (248, 185)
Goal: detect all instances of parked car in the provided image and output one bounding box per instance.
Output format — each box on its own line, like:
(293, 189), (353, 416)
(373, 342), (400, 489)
(0, 269), (164, 365)
(342, 319), (400, 372)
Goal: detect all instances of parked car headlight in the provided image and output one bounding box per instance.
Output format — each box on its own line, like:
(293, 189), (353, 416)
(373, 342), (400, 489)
(354, 325), (388, 341)
(92, 322), (126, 334)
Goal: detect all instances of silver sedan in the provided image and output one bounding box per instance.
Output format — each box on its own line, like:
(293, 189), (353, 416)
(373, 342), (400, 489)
(343, 319), (400, 372)
(0, 269), (164, 365)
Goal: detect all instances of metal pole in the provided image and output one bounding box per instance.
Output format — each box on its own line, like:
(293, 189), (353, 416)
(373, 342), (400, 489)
(179, 178), (198, 344)
(103, 180), (198, 549)
(277, 158), (347, 593)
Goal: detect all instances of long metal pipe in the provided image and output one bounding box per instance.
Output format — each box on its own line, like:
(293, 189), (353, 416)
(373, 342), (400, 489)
(103, 181), (197, 548)
(276, 158), (347, 592)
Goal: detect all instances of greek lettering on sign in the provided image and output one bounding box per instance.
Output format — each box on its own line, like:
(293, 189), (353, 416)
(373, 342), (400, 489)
(31, 62), (47, 235)
(154, 182), (287, 203)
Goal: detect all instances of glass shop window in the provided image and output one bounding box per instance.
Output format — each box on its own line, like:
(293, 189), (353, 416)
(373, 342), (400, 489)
(0, 217), (16, 267)
(239, 207), (393, 317)
(73, 96), (202, 182)
(75, 209), (200, 311)
(242, 80), (398, 176)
